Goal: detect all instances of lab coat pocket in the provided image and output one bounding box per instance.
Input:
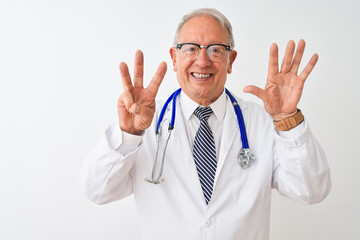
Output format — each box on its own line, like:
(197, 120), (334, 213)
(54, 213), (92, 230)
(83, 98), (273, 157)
(233, 151), (271, 204)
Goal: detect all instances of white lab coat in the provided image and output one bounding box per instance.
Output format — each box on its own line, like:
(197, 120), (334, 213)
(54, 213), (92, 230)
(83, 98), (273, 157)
(79, 91), (331, 240)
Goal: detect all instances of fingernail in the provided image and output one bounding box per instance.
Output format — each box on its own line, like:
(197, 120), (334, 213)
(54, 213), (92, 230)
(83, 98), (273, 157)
(134, 105), (140, 113)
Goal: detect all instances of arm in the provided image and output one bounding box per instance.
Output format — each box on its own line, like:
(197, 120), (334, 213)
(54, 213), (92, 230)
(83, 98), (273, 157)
(272, 121), (331, 204)
(245, 40), (331, 203)
(79, 50), (166, 204)
(79, 125), (143, 204)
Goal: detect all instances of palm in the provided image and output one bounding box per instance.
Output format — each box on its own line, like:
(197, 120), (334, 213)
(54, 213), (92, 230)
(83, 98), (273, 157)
(263, 71), (304, 116)
(118, 50), (167, 135)
(244, 40), (318, 121)
(118, 87), (155, 132)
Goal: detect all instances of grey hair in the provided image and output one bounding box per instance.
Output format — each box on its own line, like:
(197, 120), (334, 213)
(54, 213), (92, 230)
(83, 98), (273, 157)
(173, 8), (235, 49)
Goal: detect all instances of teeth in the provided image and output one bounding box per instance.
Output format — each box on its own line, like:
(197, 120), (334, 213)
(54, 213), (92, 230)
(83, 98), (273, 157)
(192, 73), (211, 78)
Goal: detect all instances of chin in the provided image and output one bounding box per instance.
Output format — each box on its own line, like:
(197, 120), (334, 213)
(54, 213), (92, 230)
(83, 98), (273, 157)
(191, 88), (217, 104)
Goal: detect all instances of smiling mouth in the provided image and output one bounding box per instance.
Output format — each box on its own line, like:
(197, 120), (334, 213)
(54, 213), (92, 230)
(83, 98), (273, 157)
(191, 72), (213, 79)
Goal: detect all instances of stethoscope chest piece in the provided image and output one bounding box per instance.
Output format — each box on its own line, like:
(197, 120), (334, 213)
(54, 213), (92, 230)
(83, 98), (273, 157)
(238, 148), (255, 169)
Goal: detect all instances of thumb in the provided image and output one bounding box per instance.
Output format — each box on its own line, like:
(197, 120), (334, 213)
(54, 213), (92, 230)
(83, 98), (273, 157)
(129, 103), (156, 123)
(243, 85), (267, 103)
(129, 103), (141, 114)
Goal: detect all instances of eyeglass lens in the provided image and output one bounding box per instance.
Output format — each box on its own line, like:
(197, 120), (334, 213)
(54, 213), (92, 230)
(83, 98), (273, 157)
(179, 44), (227, 62)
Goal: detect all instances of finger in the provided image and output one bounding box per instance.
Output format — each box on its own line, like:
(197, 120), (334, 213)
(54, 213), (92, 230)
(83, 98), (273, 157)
(268, 43), (279, 76)
(147, 61), (167, 97)
(129, 103), (141, 114)
(118, 93), (134, 131)
(119, 62), (133, 92)
(280, 40), (295, 73)
(118, 108), (132, 131)
(118, 91), (134, 111)
(134, 50), (144, 88)
(132, 104), (155, 131)
(290, 39), (306, 74)
(243, 85), (268, 103)
(299, 53), (318, 82)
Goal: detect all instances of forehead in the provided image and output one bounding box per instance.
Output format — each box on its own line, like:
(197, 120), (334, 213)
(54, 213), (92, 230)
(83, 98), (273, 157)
(178, 15), (229, 44)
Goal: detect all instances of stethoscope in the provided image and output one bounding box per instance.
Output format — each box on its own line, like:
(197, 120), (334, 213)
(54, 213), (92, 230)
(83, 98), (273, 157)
(145, 88), (255, 184)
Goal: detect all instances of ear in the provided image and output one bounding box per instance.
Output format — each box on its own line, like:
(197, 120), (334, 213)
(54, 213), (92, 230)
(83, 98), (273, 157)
(227, 50), (237, 74)
(169, 47), (178, 72)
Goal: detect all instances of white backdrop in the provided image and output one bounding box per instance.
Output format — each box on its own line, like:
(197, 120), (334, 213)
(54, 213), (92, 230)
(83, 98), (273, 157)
(1, 0), (359, 239)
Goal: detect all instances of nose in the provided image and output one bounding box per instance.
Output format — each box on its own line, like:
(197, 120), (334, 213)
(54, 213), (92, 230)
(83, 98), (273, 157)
(195, 48), (211, 67)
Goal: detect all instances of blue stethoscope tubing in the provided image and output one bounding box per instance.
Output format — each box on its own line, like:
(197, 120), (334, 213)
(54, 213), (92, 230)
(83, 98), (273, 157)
(156, 88), (182, 133)
(146, 88), (181, 184)
(145, 88), (255, 184)
(225, 88), (249, 149)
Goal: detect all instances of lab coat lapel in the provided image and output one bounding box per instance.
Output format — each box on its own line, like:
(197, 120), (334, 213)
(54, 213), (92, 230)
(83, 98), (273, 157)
(214, 97), (239, 183)
(166, 100), (206, 203)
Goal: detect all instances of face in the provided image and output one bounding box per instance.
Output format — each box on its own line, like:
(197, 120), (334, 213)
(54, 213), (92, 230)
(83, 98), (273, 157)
(170, 15), (237, 106)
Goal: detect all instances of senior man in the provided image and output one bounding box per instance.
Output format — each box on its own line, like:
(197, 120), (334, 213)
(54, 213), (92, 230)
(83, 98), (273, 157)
(79, 8), (331, 240)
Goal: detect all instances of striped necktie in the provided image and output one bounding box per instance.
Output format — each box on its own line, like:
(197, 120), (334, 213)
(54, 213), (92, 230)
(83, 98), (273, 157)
(193, 106), (217, 205)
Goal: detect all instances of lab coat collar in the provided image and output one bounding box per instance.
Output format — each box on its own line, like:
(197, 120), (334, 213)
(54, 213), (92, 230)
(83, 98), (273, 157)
(225, 89), (249, 111)
(179, 89), (227, 122)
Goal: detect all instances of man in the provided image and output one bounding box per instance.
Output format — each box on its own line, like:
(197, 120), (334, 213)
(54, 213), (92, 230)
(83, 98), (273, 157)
(79, 8), (331, 240)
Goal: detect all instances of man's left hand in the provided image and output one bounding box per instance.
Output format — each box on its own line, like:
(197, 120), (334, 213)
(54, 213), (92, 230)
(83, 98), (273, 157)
(244, 39), (318, 121)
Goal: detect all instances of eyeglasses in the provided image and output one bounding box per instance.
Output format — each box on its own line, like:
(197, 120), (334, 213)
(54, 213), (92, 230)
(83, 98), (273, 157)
(175, 43), (232, 62)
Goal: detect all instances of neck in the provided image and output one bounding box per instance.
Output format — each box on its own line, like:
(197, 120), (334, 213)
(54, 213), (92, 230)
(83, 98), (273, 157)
(185, 89), (224, 107)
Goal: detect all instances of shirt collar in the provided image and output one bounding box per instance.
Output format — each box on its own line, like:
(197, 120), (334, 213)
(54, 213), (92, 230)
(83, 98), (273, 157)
(179, 89), (227, 122)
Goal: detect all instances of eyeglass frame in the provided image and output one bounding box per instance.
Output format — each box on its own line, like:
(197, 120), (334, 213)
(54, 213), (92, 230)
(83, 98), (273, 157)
(175, 43), (232, 62)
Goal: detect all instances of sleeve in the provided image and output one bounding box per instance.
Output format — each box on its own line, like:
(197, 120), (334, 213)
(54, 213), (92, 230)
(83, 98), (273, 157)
(271, 119), (332, 204)
(78, 124), (143, 205)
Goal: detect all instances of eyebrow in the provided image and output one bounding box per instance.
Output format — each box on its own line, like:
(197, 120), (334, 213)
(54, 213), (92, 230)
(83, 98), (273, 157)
(179, 41), (228, 45)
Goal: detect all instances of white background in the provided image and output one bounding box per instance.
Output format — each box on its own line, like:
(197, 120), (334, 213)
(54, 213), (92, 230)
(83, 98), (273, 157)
(1, 0), (359, 239)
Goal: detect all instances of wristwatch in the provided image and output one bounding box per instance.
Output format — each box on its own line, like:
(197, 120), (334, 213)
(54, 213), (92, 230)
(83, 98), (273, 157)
(273, 109), (304, 131)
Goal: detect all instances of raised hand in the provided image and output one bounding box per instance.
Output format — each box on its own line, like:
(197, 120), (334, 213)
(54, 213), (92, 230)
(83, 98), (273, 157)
(243, 39), (318, 121)
(118, 50), (167, 135)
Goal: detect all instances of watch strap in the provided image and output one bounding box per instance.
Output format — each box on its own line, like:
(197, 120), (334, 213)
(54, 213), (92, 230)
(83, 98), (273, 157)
(273, 109), (304, 131)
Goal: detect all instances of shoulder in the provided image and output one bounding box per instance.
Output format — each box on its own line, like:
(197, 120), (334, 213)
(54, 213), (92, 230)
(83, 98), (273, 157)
(155, 99), (166, 111)
(226, 91), (275, 140)
(227, 91), (275, 153)
(228, 91), (271, 121)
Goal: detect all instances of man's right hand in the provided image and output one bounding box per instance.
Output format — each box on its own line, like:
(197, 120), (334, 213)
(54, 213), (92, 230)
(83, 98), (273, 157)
(118, 50), (167, 135)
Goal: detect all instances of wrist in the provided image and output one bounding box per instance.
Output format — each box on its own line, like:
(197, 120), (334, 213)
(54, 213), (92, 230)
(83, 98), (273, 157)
(271, 109), (298, 121)
(119, 125), (144, 136)
(273, 109), (304, 131)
